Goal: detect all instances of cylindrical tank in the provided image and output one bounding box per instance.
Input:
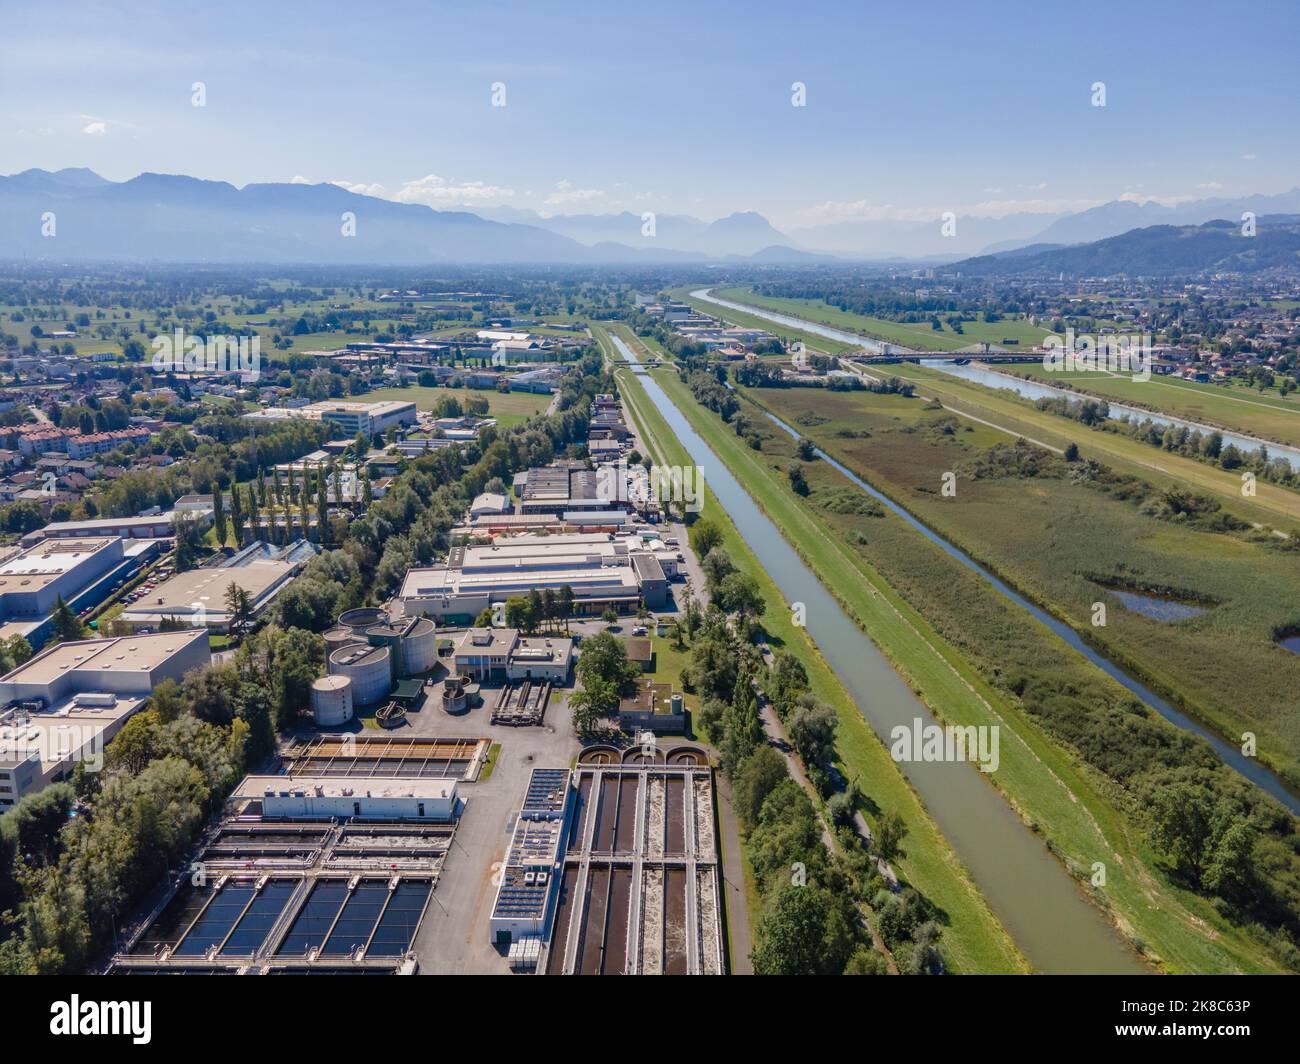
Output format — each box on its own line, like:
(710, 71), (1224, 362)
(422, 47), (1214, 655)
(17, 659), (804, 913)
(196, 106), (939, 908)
(311, 675), (354, 725)
(322, 627), (354, 655)
(400, 616), (438, 676)
(328, 642), (392, 708)
(339, 607), (388, 632)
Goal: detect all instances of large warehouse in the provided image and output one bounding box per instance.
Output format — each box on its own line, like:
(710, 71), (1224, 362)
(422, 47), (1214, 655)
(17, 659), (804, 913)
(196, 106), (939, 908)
(0, 630), (210, 808)
(118, 555), (302, 633)
(398, 532), (669, 622)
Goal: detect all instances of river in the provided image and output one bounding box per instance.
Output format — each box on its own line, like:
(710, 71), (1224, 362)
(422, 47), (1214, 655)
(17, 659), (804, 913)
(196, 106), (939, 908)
(689, 286), (1300, 469)
(611, 332), (1144, 974)
(686, 288), (1300, 811)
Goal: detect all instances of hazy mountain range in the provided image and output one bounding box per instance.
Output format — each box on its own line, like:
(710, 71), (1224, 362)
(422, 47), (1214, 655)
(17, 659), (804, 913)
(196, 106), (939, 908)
(951, 216), (1300, 277)
(2, 168), (1298, 268)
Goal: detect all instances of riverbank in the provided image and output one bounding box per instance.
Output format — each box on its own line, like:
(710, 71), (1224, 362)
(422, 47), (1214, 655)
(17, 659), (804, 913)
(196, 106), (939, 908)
(642, 357), (1286, 973)
(606, 334), (1029, 974)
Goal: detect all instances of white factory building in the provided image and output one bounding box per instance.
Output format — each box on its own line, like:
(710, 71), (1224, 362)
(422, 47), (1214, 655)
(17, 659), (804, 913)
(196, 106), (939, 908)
(451, 629), (573, 683)
(398, 532), (669, 623)
(0, 630), (211, 808)
(233, 776), (457, 821)
(243, 399), (417, 438)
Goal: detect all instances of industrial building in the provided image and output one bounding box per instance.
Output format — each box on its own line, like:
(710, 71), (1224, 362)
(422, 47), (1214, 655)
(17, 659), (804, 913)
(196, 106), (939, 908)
(451, 628), (573, 683)
(243, 399), (417, 438)
(116, 550), (304, 634)
(489, 768), (574, 962)
(398, 532), (669, 622)
(0, 630), (210, 808)
(0, 536), (161, 647)
(19, 510), (196, 546)
(233, 775), (458, 821)
(517, 465), (627, 516)
(319, 610), (440, 713)
(618, 679), (687, 734)
(109, 765), (458, 974)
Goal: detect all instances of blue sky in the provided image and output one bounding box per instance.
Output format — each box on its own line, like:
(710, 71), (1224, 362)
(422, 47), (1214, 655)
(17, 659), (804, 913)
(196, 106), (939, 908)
(3, 0), (1297, 229)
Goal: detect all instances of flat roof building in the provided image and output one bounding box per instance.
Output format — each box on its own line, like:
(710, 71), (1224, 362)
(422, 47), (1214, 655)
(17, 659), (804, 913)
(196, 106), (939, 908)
(0, 537), (124, 621)
(451, 628), (573, 683)
(117, 557), (301, 634)
(232, 775), (457, 821)
(0, 631), (210, 808)
(399, 532), (666, 622)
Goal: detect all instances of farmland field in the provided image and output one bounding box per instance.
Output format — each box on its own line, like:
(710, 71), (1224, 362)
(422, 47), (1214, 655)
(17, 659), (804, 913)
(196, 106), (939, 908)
(746, 382), (1300, 786)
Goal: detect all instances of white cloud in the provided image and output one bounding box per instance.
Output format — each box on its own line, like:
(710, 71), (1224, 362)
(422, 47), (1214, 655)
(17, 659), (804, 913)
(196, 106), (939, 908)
(290, 175), (311, 184)
(81, 120), (107, 136)
(1241, 153), (1257, 160)
(332, 179), (386, 197)
(1196, 181), (1223, 191)
(394, 173), (516, 208)
(544, 178), (606, 206)
(1117, 191), (1197, 207)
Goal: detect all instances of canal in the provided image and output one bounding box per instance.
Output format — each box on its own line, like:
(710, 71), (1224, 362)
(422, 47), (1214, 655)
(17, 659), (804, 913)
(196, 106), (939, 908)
(612, 333), (1145, 974)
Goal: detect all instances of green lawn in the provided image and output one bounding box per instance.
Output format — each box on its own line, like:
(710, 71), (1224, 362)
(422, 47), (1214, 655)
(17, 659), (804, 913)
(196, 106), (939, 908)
(357, 385), (550, 428)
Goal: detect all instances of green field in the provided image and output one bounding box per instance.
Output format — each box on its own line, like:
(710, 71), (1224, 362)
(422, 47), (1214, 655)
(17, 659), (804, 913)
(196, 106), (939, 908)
(750, 382), (1300, 784)
(357, 385), (550, 428)
(879, 362), (1300, 530)
(1005, 363), (1300, 449)
(646, 364), (1291, 973)
(609, 338), (1028, 974)
(707, 287), (1055, 352)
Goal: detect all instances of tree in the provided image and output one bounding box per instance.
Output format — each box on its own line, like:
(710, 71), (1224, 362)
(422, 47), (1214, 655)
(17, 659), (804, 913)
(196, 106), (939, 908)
(786, 696), (838, 771)
(212, 484), (227, 546)
(688, 517), (723, 559)
(843, 946), (888, 975)
(787, 464), (809, 496)
(224, 583), (254, 639)
(752, 885), (832, 976)
(732, 745), (787, 829)
(570, 677), (618, 738)
(172, 512), (205, 572)
(873, 810), (908, 863)
(575, 630), (639, 694)
(51, 596), (86, 643)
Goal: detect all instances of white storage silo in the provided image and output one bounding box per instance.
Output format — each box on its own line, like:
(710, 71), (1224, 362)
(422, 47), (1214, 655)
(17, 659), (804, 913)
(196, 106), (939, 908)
(311, 675), (354, 725)
(400, 616), (438, 676)
(328, 642), (392, 708)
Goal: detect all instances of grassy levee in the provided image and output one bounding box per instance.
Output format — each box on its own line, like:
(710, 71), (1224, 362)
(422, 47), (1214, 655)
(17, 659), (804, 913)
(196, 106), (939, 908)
(749, 384), (1300, 788)
(612, 359), (1029, 974)
(1006, 363), (1300, 450)
(668, 286), (856, 354)
(705, 286), (1053, 351)
(883, 362), (1300, 530)
(647, 365), (1286, 973)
